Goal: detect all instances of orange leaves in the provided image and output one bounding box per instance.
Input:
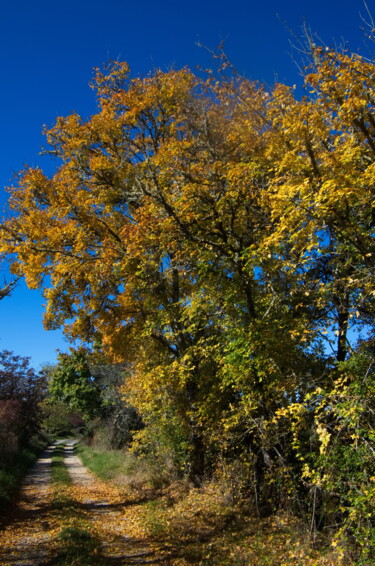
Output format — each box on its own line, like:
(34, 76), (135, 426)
(119, 68), (196, 121)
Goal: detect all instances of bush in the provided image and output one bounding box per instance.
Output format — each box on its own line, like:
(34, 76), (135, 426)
(0, 350), (46, 455)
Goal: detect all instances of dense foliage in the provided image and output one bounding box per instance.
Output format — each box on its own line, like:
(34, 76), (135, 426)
(46, 348), (142, 447)
(1, 43), (374, 559)
(0, 350), (46, 458)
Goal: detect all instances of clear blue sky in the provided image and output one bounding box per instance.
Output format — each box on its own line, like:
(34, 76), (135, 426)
(0, 0), (372, 369)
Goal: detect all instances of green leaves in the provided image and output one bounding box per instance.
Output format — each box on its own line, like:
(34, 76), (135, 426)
(48, 350), (101, 421)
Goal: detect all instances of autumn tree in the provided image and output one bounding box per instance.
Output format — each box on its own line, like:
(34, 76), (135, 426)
(0, 63), (274, 481)
(0, 42), (374, 554)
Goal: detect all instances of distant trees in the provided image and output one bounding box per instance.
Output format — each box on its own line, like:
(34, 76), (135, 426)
(46, 348), (142, 447)
(47, 349), (102, 421)
(0, 41), (374, 558)
(41, 399), (84, 436)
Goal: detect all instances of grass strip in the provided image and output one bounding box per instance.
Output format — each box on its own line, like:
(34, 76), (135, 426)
(51, 522), (103, 566)
(51, 445), (73, 486)
(50, 443), (76, 514)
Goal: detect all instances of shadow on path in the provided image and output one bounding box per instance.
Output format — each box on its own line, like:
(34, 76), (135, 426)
(0, 442), (173, 565)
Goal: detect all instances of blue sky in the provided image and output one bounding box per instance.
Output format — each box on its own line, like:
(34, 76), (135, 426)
(0, 0), (372, 369)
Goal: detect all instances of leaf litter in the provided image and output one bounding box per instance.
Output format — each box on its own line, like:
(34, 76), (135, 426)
(0, 443), (170, 565)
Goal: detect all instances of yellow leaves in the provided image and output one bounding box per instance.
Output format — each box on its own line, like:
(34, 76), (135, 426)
(0, 55), (374, 536)
(114, 67), (196, 127)
(316, 422), (331, 455)
(94, 60), (130, 91)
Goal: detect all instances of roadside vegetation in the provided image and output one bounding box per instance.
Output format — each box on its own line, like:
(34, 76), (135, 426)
(0, 350), (48, 519)
(79, 442), (354, 565)
(0, 433), (48, 518)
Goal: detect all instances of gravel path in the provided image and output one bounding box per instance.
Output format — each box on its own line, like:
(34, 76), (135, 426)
(63, 439), (95, 487)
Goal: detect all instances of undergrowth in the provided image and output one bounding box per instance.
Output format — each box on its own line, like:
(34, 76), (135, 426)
(138, 482), (353, 565)
(0, 433), (49, 518)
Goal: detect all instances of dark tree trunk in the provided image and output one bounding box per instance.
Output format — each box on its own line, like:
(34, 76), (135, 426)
(336, 291), (350, 362)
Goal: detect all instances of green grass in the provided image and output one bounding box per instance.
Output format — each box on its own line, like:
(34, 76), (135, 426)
(77, 444), (133, 482)
(77, 443), (171, 490)
(51, 445), (72, 486)
(50, 523), (104, 565)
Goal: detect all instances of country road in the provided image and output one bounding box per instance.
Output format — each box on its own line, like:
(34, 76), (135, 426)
(0, 441), (169, 565)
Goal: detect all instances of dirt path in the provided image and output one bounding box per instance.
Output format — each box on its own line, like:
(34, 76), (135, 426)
(0, 442), (171, 565)
(63, 442), (168, 564)
(0, 445), (57, 565)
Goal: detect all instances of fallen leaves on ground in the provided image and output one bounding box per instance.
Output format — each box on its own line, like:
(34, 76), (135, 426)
(0, 451), (171, 565)
(0, 451), (354, 565)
